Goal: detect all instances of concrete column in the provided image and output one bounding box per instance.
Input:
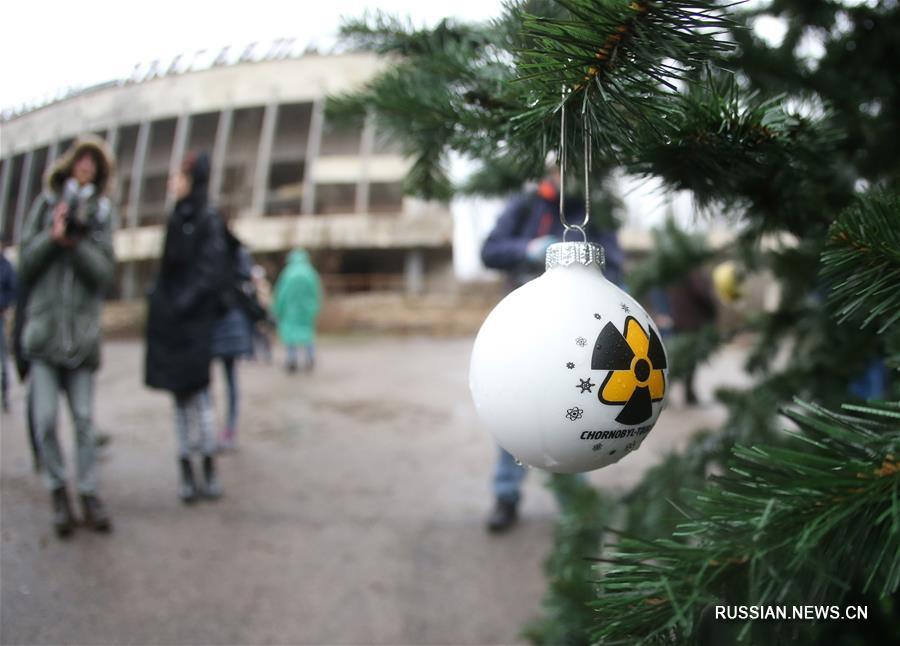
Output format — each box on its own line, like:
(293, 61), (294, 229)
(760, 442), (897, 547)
(43, 142), (60, 195)
(251, 102), (279, 216)
(123, 121), (151, 299)
(12, 150), (35, 245)
(126, 121), (151, 229)
(105, 127), (119, 153)
(210, 107), (234, 203)
(301, 99), (325, 215)
(47, 140), (60, 165)
(105, 127), (122, 205)
(164, 112), (192, 213)
(355, 111), (375, 214)
(0, 158), (12, 240)
(404, 249), (426, 296)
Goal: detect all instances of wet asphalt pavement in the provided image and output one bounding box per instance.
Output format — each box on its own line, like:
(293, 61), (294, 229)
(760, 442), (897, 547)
(1, 336), (743, 645)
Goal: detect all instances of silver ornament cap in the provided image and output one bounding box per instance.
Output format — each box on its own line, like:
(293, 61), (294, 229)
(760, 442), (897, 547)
(545, 241), (605, 272)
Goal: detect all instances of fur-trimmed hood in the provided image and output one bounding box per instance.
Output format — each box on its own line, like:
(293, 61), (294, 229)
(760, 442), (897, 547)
(45, 135), (115, 196)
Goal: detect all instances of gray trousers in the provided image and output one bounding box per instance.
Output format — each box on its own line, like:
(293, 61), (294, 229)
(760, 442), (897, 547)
(31, 360), (98, 494)
(174, 388), (217, 458)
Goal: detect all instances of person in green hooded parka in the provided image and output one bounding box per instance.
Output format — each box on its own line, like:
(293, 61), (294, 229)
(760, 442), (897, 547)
(273, 250), (321, 372)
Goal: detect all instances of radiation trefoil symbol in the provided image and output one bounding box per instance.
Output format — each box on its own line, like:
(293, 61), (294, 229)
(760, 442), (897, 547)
(592, 316), (667, 425)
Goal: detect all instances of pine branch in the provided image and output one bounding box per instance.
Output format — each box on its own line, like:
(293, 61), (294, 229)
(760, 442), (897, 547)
(628, 73), (850, 235)
(327, 53), (477, 200)
(329, 3), (742, 198)
(523, 474), (610, 646)
(665, 325), (722, 382)
(328, 12), (521, 199)
(404, 148), (454, 202)
(514, 0), (736, 151)
(822, 190), (900, 334)
(458, 152), (546, 196)
(338, 13), (493, 57)
(589, 400), (900, 644)
(626, 217), (715, 297)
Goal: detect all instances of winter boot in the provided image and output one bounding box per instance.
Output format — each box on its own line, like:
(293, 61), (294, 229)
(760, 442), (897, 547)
(202, 455), (222, 500)
(51, 487), (75, 538)
(81, 494), (112, 533)
(486, 499), (518, 533)
(179, 457), (198, 504)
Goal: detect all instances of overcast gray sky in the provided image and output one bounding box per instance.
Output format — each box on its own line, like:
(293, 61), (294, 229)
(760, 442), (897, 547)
(1, 0), (507, 112)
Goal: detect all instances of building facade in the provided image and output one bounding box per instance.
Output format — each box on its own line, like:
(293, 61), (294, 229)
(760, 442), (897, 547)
(0, 52), (453, 298)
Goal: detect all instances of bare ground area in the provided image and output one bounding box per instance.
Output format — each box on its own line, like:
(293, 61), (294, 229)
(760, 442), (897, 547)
(1, 336), (751, 645)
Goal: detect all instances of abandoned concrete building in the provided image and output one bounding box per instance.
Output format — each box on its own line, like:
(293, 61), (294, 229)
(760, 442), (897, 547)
(0, 50), (452, 299)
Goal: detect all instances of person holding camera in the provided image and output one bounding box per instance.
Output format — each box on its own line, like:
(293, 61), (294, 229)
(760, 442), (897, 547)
(18, 136), (117, 538)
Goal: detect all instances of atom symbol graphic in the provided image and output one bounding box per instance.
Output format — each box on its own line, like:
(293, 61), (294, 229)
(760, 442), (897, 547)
(576, 378), (596, 394)
(594, 313), (602, 320)
(566, 407), (584, 421)
(566, 362), (575, 369)
(575, 337), (587, 347)
(620, 303), (631, 314)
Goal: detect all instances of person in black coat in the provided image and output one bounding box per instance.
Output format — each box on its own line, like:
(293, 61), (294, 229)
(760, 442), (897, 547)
(144, 151), (227, 504)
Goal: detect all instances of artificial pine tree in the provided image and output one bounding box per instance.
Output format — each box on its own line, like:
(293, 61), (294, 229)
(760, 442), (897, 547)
(331, 1), (900, 643)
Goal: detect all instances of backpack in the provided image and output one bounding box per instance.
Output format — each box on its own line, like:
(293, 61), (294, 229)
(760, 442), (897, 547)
(223, 230), (267, 324)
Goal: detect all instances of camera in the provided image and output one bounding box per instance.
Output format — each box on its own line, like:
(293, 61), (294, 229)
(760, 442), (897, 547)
(61, 177), (95, 237)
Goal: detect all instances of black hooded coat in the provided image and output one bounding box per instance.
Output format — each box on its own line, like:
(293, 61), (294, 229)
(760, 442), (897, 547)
(144, 153), (227, 396)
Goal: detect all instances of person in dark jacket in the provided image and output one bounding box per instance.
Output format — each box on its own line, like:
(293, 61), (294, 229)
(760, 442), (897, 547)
(9, 256), (43, 472)
(482, 173), (624, 289)
(144, 151), (226, 504)
(9, 240), (45, 472)
(666, 267), (718, 405)
(479, 165), (624, 533)
(211, 225), (254, 450)
(0, 239), (16, 412)
(19, 136), (117, 538)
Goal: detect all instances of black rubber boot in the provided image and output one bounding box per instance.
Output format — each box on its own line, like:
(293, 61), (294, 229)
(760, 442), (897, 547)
(202, 455), (222, 500)
(486, 499), (518, 533)
(81, 494), (112, 533)
(52, 487), (75, 538)
(179, 457), (198, 504)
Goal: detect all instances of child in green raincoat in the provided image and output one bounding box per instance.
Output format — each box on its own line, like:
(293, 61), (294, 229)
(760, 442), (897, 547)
(274, 250), (322, 372)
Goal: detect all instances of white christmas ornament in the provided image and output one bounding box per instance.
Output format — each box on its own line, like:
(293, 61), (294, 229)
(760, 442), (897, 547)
(469, 241), (668, 473)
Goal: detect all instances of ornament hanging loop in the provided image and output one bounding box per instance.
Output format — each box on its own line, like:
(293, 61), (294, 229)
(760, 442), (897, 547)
(582, 107), (592, 231)
(557, 89), (591, 243)
(562, 225), (586, 242)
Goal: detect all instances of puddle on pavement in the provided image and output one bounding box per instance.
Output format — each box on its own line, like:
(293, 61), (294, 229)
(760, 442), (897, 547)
(316, 399), (445, 426)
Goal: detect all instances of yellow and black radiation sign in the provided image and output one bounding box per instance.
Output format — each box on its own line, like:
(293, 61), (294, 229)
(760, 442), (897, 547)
(591, 316), (667, 425)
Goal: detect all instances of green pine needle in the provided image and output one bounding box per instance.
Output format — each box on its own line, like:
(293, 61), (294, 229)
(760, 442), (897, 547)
(588, 400), (900, 644)
(822, 190), (900, 334)
(514, 0), (736, 151)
